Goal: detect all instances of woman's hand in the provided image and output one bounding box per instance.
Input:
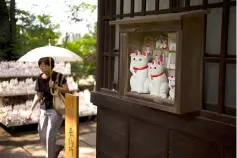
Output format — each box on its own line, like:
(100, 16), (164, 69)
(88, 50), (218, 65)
(49, 80), (55, 88)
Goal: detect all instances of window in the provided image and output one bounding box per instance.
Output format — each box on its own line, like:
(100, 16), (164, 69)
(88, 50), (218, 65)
(97, 0), (236, 116)
(203, 2), (236, 116)
(190, 0), (202, 6)
(205, 8), (222, 55)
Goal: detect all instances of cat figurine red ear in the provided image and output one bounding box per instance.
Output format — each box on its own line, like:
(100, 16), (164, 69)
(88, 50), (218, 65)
(152, 60), (155, 65)
(157, 60), (161, 65)
(135, 50), (140, 56)
(142, 51), (147, 56)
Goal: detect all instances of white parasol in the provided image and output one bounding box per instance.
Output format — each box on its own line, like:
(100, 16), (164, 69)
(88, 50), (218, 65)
(18, 43), (83, 62)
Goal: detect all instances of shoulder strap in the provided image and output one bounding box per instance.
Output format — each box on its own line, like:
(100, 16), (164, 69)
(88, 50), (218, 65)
(60, 74), (65, 86)
(50, 72), (60, 96)
(55, 73), (60, 85)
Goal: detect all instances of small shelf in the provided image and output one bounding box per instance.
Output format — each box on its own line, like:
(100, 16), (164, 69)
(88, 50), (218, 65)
(0, 76), (38, 79)
(1, 121), (38, 128)
(0, 74), (71, 79)
(0, 93), (35, 97)
(0, 112), (97, 127)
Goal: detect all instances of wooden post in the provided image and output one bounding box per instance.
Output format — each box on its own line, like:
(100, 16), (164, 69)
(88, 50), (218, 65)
(65, 94), (79, 158)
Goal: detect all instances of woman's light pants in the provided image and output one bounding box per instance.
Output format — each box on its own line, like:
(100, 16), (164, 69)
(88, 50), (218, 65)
(38, 109), (63, 158)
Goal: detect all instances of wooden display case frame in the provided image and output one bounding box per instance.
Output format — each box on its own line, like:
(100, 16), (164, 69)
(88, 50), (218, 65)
(109, 10), (207, 114)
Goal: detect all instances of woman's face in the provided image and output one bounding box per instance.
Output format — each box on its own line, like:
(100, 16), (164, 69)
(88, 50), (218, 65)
(39, 62), (50, 74)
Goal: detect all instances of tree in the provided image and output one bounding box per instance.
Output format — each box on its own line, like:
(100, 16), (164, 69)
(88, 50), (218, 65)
(0, 0), (18, 60)
(68, 1), (96, 23)
(9, 0), (16, 44)
(14, 10), (61, 56)
(63, 27), (97, 79)
(62, 1), (97, 47)
(0, 0), (60, 60)
(62, 1), (97, 79)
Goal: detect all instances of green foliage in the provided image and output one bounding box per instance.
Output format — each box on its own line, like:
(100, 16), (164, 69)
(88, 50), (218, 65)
(68, 1), (96, 23)
(1, 0), (60, 60)
(65, 2), (97, 79)
(0, 0), (97, 79)
(65, 33), (96, 57)
(71, 61), (96, 79)
(15, 9), (61, 56)
(65, 29), (97, 79)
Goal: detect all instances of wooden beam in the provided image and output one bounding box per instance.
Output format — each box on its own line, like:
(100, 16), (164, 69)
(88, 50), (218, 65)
(120, 0), (124, 19)
(155, 0), (160, 11)
(95, 0), (105, 91)
(218, 0), (229, 114)
(141, 0), (146, 15)
(65, 94), (79, 158)
(109, 10), (207, 25)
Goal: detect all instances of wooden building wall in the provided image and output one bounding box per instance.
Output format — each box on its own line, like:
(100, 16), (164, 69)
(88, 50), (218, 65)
(92, 92), (235, 158)
(91, 0), (236, 158)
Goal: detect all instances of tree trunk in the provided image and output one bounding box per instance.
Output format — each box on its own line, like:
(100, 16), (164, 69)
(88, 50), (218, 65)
(10, 0), (16, 43)
(0, 0), (11, 60)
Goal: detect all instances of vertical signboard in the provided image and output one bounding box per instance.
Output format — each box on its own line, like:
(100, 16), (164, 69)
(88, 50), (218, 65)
(65, 94), (79, 158)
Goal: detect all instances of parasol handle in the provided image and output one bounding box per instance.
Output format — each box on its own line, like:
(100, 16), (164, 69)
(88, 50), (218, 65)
(49, 57), (57, 95)
(49, 57), (52, 81)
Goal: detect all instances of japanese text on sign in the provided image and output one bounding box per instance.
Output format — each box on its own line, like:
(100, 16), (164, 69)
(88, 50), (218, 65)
(68, 127), (74, 156)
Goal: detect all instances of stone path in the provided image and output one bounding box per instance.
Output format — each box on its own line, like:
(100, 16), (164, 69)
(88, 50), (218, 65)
(0, 120), (96, 158)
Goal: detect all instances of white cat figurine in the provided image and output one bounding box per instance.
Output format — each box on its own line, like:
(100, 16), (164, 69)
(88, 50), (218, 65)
(168, 76), (175, 100)
(148, 60), (168, 96)
(130, 50), (149, 93)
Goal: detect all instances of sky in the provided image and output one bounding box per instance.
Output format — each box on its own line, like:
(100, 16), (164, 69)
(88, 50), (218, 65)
(16, 0), (98, 35)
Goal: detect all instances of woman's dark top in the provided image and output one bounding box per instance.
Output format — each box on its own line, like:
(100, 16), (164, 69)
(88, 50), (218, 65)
(35, 71), (67, 110)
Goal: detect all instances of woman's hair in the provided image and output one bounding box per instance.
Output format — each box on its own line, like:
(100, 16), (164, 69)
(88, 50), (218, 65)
(38, 57), (55, 69)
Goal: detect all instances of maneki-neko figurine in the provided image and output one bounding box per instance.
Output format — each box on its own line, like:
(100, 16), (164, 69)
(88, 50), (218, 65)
(148, 59), (168, 96)
(130, 50), (149, 93)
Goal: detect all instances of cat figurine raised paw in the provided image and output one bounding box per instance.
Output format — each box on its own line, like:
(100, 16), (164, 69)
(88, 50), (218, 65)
(148, 60), (168, 96)
(130, 50), (149, 93)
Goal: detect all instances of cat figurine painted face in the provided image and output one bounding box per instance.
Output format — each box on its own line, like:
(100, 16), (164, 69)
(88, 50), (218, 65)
(149, 60), (164, 79)
(130, 50), (149, 93)
(148, 60), (168, 96)
(130, 50), (149, 74)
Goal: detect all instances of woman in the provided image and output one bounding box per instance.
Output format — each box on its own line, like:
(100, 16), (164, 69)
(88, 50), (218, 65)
(28, 57), (69, 158)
